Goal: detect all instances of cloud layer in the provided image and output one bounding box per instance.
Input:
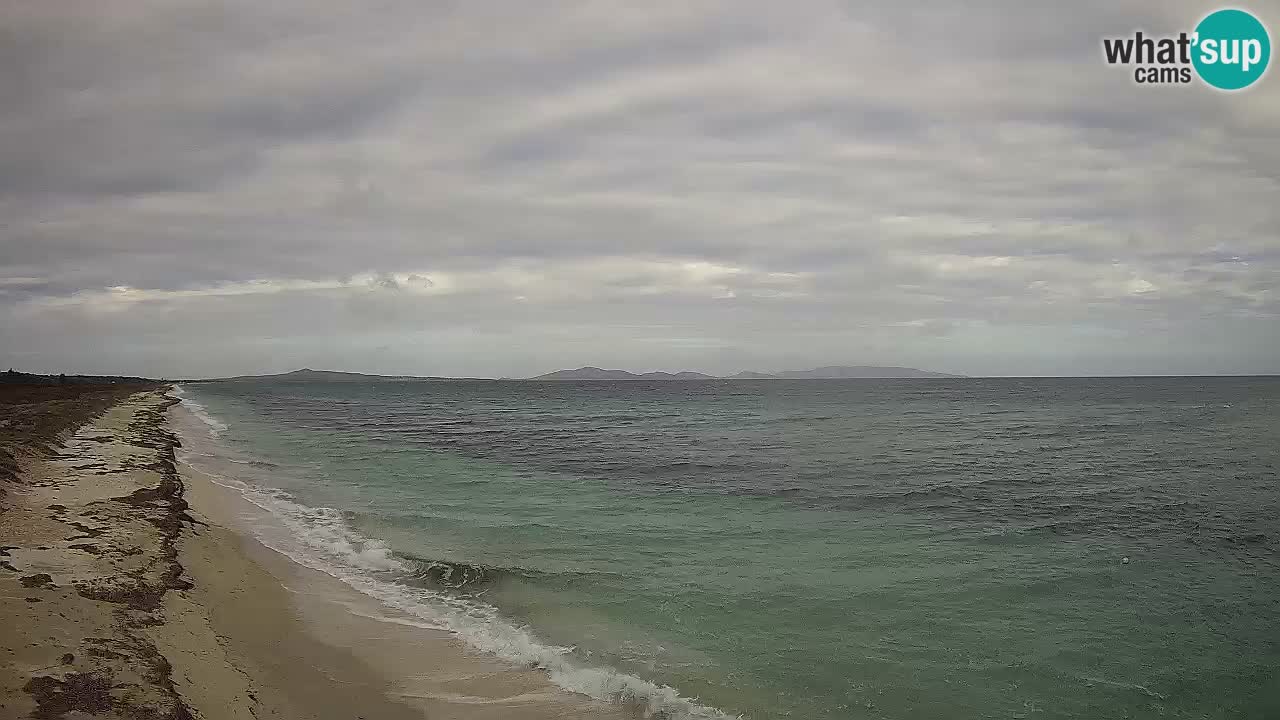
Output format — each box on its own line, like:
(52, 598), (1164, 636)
(3, 1), (1278, 377)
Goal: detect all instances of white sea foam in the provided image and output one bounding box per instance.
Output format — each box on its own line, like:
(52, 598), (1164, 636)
(172, 385), (229, 436)
(174, 412), (740, 720)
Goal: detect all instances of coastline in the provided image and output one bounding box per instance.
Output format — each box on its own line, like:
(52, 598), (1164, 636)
(1, 389), (197, 718)
(1, 389), (634, 719)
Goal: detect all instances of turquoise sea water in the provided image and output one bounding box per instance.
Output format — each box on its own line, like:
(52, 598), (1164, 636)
(176, 378), (1280, 719)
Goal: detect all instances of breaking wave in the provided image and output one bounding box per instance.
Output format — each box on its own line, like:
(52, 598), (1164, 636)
(171, 398), (740, 720)
(172, 385), (228, 436)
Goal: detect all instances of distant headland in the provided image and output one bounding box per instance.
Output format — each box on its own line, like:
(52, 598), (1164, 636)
(531, 366), (962, 380)
(184, 366), (963, 382)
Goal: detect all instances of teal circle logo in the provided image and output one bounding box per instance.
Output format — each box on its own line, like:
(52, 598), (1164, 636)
(1192, 9), (1271, 90)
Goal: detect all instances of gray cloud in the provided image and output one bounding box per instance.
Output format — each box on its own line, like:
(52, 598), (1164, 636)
(2, 0), (1278, 377)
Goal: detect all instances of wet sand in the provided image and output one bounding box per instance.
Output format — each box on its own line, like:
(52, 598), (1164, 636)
(1, 388), (633, 719)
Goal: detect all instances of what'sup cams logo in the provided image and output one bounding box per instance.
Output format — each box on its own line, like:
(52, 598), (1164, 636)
(1103, 8), (1270, 90)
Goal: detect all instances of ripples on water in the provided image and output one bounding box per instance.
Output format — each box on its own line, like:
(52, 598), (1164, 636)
(183, 378), (1280, 719)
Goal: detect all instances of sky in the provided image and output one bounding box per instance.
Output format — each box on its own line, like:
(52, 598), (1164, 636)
(2, 1), (1278, 378)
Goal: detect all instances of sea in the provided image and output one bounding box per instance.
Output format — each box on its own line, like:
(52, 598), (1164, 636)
(172, 377), (1280, 719)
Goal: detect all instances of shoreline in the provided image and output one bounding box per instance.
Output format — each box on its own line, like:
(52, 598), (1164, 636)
(0, 389), (196, 718)
(173, 410), (636, 719)
(1, 389), (635, 719)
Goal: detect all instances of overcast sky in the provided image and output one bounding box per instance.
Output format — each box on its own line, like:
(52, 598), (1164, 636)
(2, 1), (1278, 378)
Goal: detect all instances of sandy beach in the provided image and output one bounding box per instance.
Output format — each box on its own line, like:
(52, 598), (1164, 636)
(0, 387), (632, 719)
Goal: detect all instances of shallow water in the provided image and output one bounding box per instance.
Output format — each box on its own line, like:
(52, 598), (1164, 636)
(175, 378), (1280, 719)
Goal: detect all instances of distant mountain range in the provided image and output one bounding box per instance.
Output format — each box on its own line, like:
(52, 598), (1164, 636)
(192, 365), (962, 383)
(531, 365), (962, 380)
(531, 367), (718, 381)
(189, 368), (472, 383)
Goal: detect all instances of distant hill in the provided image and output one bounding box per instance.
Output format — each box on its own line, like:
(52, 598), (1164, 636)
(531, 365), (961, 380)
(727, 371), (780, 380)
(772, 365), (961, 379)
(193, 368), (475, 383)
(533, 367), (719, 381)
(532, 367), (640, 381)
(190, 365), (962, 383)
(1, 369), (159, 386)
(646, 371), (718, 380)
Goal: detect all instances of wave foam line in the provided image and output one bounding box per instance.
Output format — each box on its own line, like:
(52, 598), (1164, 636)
(177, 429), (740, 719)
(173, 384), (229, 436)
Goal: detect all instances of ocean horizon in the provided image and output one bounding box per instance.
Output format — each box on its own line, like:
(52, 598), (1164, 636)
(174, 376), (1280, 719)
